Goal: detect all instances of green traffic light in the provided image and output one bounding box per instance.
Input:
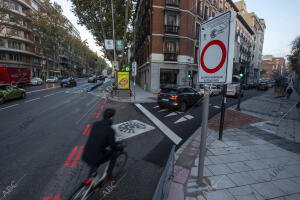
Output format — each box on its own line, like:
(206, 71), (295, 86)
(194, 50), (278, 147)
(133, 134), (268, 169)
(125, 67), (130, 72)
(239, 73), (244, 77)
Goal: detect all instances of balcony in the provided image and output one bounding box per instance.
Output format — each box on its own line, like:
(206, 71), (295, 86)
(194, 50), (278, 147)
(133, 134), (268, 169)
(166, 0), (179, 7)
(164, 52), (178, 61)
(164, 25), (179, 34)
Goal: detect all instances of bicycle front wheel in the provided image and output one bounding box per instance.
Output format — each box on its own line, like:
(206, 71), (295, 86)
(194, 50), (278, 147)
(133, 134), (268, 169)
(68, 183), (95, 200)
(112, 152), (128, 176)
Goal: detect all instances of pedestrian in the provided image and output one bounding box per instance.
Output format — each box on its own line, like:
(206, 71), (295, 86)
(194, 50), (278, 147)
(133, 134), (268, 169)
(286, 86), (293, 99)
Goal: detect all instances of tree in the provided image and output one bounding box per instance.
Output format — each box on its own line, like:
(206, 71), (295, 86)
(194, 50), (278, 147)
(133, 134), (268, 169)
(260, 69), (267, 76)
(70, 0), (136, 65)
(287, 36), (300, 71)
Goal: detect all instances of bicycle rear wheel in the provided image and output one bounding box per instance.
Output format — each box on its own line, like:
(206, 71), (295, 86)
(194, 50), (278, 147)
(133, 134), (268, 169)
(112, 152), (128, 176)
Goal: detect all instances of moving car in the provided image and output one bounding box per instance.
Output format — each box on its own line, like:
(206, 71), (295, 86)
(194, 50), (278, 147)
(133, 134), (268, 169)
(257, 81), (268, 90)
(157, 86), (202, 111)
(226, 83), (244, 98)
(0, 84), (26, 104)
(88, 75), (97, 83)
(0, 66), (30, 86)
(30, 77), (43, 86)
(98, 75), (105, 81)
(46, 76), (58, 83)
(199, 85), (222, 96)
(60, 77), (77, 88)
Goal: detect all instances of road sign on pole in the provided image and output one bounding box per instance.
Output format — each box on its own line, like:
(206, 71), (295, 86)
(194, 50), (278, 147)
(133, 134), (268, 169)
(105, 39), (114, 50)
(198, 10), (236, 84)
(197, 10), (236, 186)
(132, 62), (137, 77)
(112, 61), (119, 72)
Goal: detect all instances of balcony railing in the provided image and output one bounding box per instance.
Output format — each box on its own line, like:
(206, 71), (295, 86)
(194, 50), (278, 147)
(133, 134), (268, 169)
(166, 0), (179, 7)
(164, 52), (178, 61)
(164, 25), (179, 34)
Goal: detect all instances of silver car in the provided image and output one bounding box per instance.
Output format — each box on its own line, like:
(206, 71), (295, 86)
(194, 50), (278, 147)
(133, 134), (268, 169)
(30, 77), (43, 86)
(226, 83), (244, 98)
(46, 76), (58, 83)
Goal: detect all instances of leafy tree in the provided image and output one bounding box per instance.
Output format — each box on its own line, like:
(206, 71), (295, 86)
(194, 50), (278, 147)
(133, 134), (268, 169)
(70, 0), (136, 65)
(287, 36), (300, 71)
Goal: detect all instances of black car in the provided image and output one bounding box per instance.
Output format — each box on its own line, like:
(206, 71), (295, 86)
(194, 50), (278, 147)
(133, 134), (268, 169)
(157, 86), (202, 111)
(60, 77), (77, 88)
(257, 81), (268, 90)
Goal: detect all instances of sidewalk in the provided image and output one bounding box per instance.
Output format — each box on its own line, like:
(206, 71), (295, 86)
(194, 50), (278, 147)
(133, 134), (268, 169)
(168, 90), (300, 200)
(109, 82), (157, 103)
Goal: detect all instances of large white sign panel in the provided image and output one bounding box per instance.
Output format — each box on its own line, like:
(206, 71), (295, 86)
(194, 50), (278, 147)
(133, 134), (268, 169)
(112, 120), (155, 141)
(105, 39), (114, 50)
(198, 11), (236, 84)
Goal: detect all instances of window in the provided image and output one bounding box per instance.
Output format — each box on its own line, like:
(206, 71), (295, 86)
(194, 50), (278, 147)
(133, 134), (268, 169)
(165, 41), (176, 53)
(32, 1), (38, 10)
(183, 88), (194, 93)
(0, 39), (5, 47)
(3, 0), (9, 7)
(8, 41), (21, 49)
(196, 23), (200, 39)
(166, 14), (177, 25)
(7, 28), (20, 37)
(9, 1), (19, 11)
(0, 53), (5, 60)
(9, 53), (20, 61)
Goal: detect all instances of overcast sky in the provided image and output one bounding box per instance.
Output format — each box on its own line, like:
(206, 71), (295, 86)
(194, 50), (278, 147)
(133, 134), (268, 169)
(54, 0), (300, 59)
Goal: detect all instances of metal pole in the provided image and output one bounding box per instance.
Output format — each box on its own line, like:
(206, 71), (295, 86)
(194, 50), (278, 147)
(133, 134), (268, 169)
(134, 75), (136, 101)
(111, 0), (116, 61)
(197, 86), (210, 186)
(219, 84), (227, 140)
(237, 78), (241, 111)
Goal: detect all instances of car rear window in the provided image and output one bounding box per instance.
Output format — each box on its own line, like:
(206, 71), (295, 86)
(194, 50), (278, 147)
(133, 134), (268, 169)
(161, 88), (178, 94)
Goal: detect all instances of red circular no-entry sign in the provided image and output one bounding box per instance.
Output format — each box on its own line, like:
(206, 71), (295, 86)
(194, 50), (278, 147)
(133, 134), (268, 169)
(200, 40), (227, 74)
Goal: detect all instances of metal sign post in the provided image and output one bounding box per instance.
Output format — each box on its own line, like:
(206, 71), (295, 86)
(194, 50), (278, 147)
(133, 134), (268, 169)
(197, 10), (236, 185)
(132, 61), (137, 101)
(219, 84), (227, 140)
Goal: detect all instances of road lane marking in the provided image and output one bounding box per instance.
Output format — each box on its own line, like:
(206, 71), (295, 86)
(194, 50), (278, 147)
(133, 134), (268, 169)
(26, 87), (59, 94)
(165, 112), (178, 117)
(135, 104), (182, 145)
(101, 105), (104, 110)
(25, 98), (40, 103)
(53, 193), (61, 200)
(76, 101), (99, 125)
(44, 91), (64, 98)
(174, 115), (194, 124)
(71, 145), (84, 168)
(92, 112), (97, 119)
(158, 108), (168, 112)
(83, 124), (90, 135)
(213, 105), (221, 109)
(42, 195), (50, 200)
(153, 105), (159, 108)
(87, 129), (91, 136)
(64, 146), (78, 167)
(0, 104), (19, 111)
(185, 115), (194, 120)
(96, 112), (101, 119)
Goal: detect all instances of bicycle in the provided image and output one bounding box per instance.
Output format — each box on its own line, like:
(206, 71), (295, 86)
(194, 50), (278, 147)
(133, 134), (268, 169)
(68, 141), (128, 200)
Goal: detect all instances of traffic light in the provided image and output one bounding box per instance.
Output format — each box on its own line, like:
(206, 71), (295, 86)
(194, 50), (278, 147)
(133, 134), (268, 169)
(188, 72), (191, 79)
(239, 72), (244, 77)
(94, 59), (98, 64)
(125, 66), (130, 72)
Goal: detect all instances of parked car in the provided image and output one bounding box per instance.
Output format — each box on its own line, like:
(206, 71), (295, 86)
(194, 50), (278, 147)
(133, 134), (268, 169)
(46, 76), (58, 83)
(199, 85), (222, 96)
(98, 75), (105, 81)
(60, 77), (77, 88)
(257, 81), (268, 90)
(0, 84), (26, 104)
(30, 77), (43, 86)
(88, 75), (97, 83)
(226, 83), (244, 98)
(157, 86), (202, 111)
(0, 66), (30, 86)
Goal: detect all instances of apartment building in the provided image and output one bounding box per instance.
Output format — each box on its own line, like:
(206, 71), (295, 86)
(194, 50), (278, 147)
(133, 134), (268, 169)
(261, 55), (286, 78)
(133, 0), (254, 92)
(235, 0), (265, 81)
(0, 0), (84, 78)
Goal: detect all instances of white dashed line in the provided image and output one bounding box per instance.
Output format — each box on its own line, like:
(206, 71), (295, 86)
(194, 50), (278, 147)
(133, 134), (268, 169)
(44, 91), (64, 98)
(158, 108), (168, 112)
(0, 104), (19, 111)
(135, 104), (182, 145)
(26, 87), (59, 94)
(25, 98), (40, 103)
(213, 105), (221, 109)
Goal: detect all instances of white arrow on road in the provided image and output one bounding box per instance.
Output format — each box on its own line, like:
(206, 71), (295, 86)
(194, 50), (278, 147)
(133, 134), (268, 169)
(164, 112), (178, 117)
(158, 108), (168, 112)
(174, 115), (194, 124)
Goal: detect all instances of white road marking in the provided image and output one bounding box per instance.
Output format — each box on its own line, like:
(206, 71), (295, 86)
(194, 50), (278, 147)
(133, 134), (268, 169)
(176, 111), (184, 114)
(26, 87), (59, 94)
(135, 104), (182, 145)
(0, 104), (19, 111)
(158, 108), (168, 112)
(174, 117), (187, 124)
(112, 120), (155, 141)
(25, 98), (40, 103)
(184, 115), (194, 120)
(213, 105), (221, 109)
(165, 112), (178, 117)
(44, 91), (64, 98)
(153, 105), (159, 108)
(76, 101), (99, 124)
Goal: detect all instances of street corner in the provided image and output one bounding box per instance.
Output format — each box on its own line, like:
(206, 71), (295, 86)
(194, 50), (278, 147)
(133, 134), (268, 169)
(208, 108), (265, 132)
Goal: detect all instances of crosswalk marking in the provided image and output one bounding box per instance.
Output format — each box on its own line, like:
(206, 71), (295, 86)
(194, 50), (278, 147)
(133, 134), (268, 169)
(165, 112), (178, 117)
(174, 115), (194, 124)
(213, 105), (221, 109)
(158, 108), (168, 112)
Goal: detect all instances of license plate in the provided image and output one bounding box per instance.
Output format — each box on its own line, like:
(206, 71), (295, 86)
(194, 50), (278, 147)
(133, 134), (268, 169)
(162, 98), (169, 102)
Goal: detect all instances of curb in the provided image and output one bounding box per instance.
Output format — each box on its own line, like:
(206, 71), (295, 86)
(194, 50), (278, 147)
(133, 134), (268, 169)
(86, 81), (103, 92)
(108, 96), (156, 103)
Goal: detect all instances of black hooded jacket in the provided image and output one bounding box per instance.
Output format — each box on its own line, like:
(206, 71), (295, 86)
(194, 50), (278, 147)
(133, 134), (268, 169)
(82, 119), (118, 166)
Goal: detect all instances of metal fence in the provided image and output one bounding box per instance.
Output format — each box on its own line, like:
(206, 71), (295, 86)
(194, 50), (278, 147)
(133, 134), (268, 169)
(152, 145), (175, 200)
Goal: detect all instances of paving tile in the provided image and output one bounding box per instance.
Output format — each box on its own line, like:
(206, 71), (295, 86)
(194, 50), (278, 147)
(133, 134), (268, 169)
(209, 140), (229, 148)
(228, 185), (264, 200)
(206, 164), (233, 175)
(244, 159), (270, 170)
(185, 197), (197, 200)
(271, 179), (300, 195)
(242, 152), (262, 160)
(285, 193), (300, 200)
(204, 157), (213, 165)
(207, 175), (236, 189)
(251, 182), (286, 199)
(173, 165), (190, 184)
(167, 182), (184, 200)
(227, 172), (257, 186)
(190, 166), (212, 177)
(250, 139), (269, 145)
(204, 189), (235, 200)
(226, 162), (253, 172)
(248, 169), (273, 182)
(223, 140), (243, 147)
(285, 164), (300, 177)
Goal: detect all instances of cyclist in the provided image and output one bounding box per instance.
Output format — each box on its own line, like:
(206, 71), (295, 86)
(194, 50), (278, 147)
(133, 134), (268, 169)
(82, 108), (122, 181)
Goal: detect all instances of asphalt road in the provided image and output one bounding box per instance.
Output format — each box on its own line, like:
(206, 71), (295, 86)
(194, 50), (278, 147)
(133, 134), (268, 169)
(0, 80), (265, 200)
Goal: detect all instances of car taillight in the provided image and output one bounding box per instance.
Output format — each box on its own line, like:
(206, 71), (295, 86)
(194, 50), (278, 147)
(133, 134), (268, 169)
(158, 93), (161, 96)
(170, 94), (178, 98)
(235, 88), (237, 93)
